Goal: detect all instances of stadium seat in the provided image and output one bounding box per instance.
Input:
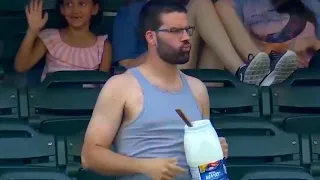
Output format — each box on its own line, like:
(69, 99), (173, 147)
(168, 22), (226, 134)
(28, 86), (102, 176)
(0, 85), (19, 119)
(182, 69), (260, 117)
(265, 68), (320, 178)
(214, 116), (311, 180)
(24, 71), (114, 178)
(0, 120), (55, 167)
(0, 66), (3, 80)
(181, 69), (314, 179)
(0, 167), (72, 180)
(101, 0), (127, 12)
(238, 166), (314, 180)
(42, 71), (111, 88)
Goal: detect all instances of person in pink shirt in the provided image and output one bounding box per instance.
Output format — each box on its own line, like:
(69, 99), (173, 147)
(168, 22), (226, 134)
(15, 0), (112, 81)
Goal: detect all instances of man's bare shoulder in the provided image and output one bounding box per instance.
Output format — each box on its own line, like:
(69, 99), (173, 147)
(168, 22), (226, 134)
(185, 75), (207, 93)
(101, 71), (138, 95)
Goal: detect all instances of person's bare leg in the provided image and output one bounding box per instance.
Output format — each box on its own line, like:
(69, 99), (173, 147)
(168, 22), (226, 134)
(187, 0), (270, 85)
(198, 44), (224, 87)
(187, 0), (243, 73)
(178, 1), (203, 70)
(214, 0), (260, 60)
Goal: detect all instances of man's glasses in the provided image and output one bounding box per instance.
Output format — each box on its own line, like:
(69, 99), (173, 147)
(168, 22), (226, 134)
(155, 26), (195, 37)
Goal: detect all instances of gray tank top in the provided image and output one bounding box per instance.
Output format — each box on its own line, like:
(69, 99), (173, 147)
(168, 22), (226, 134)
(114, 68), (202, 180)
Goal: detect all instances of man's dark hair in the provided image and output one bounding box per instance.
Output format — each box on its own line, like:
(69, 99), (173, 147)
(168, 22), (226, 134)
(138, 0), (188, 39)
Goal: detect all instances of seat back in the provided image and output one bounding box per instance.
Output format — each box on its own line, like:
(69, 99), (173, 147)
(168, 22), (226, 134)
(0, 66), (3, 80)
(0, 168), (72, 180)
(215, 117), (300, 165)
(0, 120), (55, 166)
(238, 165), (314, 180)
(27, 72), (108, 171)
(265, 69), (320, 177)
(268, 69), (320, 128)
(42, 71), (110, 88)
(27, 86), (101, 129)
(0, 86), (19, 118)
(182, 69), (260, 117)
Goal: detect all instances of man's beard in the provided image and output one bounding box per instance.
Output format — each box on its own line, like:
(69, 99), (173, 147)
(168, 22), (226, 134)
(156, 36), (190, 65)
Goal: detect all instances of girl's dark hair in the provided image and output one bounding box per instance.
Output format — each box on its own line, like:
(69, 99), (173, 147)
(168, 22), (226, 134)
(55, 0), (103, 29)
(271, 0), (316, 24)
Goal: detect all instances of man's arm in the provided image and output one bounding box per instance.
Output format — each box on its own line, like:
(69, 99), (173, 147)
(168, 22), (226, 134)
(187, 76), (210, 119)
(187, 76), (228, 157)
(81, 75), (146, 176)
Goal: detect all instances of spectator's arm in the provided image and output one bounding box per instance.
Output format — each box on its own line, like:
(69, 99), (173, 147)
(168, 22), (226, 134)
(112, 15), (146, 68)
(294, 36), (320, 54)
(15, 29), (47, 73)
(99, 40), (112, 72)
(119, 52), (147, 68)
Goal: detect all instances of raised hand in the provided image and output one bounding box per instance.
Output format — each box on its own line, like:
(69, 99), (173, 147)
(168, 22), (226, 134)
(25, 0), (48, 33)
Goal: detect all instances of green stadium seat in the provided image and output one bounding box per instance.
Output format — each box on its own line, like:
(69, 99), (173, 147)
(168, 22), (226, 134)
(265, 68), (320, 178)
(24, 71), (114, 179)
(27, 86), (100, 176)
(42, 71), (111, 88)
(0, 168), (72, 180)
(214, 116), (310, 180)
(180, 69), (314, 179)
(0, 66), (3, 80)
(0, 1), (56, 12)
(102, 0), (127, 12)
(0, 85), (19, 119)
(27, 88), (99, 128)
(216, 117), (300, 164)
(77, 169), (116, 180)
(237, 166), (314, 180)
(0, 120), (55, 166)
(182, 69), (260, 116)
(266, 69), (320, 129)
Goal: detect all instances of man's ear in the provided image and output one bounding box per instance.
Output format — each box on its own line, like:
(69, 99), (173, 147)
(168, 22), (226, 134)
(145, 30), (157, 46)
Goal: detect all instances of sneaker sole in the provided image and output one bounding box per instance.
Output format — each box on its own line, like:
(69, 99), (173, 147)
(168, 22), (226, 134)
(260, 50), (297, 86)
(243, 52), (270, 85)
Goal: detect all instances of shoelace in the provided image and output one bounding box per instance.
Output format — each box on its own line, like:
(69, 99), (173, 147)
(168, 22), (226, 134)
(247, 53), (254, 62)
(269, 50), (281, 61)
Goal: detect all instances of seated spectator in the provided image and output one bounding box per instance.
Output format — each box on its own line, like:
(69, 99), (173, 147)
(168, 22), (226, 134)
(113, 0), (296, 86)
(112, 0), (147, 69)
(14, 0), (112, 81)
(214, 0), (320, 85)
(295, 0), (320, 69)
(184, 0), (299, 86)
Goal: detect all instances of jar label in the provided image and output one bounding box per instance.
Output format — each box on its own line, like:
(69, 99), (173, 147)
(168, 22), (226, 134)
(190, 160), (228, 180)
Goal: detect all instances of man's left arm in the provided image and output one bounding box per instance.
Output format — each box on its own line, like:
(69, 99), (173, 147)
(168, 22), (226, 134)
(188, 76), (228, 158)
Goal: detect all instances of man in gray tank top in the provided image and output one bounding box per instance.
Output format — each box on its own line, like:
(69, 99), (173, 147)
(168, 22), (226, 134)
(81, 1), (228, 180)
